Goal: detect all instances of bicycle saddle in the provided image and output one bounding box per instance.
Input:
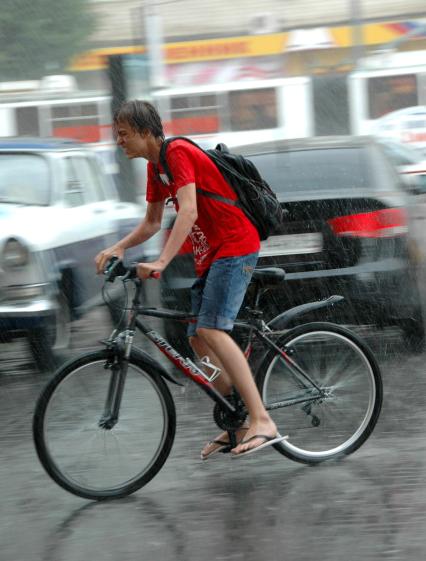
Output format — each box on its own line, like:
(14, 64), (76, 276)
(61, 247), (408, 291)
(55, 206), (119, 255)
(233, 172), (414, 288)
(252, 267), (285, 285)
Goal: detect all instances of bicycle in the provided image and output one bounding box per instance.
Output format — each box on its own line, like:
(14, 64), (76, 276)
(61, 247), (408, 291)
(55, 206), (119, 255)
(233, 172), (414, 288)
(33, 258), (383, 500)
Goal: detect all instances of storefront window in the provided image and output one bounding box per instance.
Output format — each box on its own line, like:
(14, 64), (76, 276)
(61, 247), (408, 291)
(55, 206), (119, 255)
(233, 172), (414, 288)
(229, 87), (278, 131)
(16, 106), (40, 136)
(167, 94), (220, 135)
(50, 103), (101, 142)
(368, 74), (418, 119)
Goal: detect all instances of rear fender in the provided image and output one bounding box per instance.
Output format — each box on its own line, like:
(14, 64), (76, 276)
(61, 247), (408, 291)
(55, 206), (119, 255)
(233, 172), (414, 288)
(267, 295), (344, 331)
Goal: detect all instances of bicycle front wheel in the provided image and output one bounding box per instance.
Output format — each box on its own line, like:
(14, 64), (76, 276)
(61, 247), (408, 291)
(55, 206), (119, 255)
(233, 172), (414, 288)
(33, 349), (176, 500)
(256, 322), (382, 464)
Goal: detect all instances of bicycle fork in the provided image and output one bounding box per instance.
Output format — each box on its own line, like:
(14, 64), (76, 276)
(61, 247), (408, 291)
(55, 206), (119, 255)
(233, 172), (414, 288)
(99, 330), (135, 430)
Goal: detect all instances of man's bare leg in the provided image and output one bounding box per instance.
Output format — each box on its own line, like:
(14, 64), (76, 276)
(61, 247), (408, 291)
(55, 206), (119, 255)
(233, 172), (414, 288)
(189, 335), (232, 396)
(190, 335), (249, 457)
(195, 327), (278, 455)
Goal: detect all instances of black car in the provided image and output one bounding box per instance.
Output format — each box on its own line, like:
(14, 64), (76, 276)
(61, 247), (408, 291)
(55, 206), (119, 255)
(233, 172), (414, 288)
(159, 135), (426, 352)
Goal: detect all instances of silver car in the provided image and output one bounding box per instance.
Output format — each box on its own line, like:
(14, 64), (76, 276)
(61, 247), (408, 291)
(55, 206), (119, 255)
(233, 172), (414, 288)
(0, 138), (143, 371)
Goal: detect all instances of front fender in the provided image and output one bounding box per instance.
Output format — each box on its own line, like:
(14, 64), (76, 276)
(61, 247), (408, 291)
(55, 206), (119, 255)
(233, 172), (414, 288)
(267, 295), (344, 331)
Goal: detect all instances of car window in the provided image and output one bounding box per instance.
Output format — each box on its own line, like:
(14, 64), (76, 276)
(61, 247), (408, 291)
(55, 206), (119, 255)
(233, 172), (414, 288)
(63, 155), (105, 206)
(73, 156), (106, 202)
(368, 144), (402, 191)
(249, 147), (370, 194)
(92, 155), (117, 200)
(377, 140), (424, 166)
(0, 153), (50, 205)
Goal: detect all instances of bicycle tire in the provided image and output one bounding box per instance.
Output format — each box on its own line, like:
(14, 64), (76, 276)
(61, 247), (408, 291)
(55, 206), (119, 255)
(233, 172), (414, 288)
(255, 322), (382, 464)
(33, 349), (176, 500)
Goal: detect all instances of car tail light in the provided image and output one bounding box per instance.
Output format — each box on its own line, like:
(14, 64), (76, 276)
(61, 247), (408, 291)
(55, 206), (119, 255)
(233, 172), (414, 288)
(163, 228), (193, 255)
(327, 208), (408, 238)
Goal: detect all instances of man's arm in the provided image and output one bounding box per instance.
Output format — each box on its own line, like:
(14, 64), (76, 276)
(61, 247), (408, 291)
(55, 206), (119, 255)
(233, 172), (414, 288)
(95, 200), (164, 274)
(136, 183), (197, 279)
(118, 200), (164, 249)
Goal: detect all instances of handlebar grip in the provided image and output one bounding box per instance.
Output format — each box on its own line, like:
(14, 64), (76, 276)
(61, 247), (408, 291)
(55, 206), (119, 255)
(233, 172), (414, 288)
(104, 258), (160, 282)
(126, 263), (160, 280)
(104, 256), (127, 282)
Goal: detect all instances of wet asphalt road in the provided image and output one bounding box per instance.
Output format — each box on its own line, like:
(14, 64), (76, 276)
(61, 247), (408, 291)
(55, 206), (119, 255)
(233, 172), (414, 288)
(1, 302), (426, 561)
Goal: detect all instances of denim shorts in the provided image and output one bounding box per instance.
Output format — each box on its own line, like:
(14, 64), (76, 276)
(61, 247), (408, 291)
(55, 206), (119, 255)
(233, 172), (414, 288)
(187, 251), (259, 337)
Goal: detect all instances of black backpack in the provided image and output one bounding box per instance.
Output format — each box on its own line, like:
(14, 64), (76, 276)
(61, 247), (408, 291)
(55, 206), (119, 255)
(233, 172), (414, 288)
(157, 136), (285, 241)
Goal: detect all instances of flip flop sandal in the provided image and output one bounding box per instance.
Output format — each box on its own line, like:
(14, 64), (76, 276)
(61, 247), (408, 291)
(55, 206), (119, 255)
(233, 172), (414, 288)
(200, 439), (231, 461)
(231, 433), (288, 458)
(201, 426), (250, 460)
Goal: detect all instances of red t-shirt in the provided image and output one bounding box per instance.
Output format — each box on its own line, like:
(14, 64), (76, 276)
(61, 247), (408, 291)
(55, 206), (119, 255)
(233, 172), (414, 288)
(146, 140), (260, 277)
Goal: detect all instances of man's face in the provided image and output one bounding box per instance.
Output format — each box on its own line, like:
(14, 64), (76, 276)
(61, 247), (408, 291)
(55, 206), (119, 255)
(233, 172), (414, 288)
(114, 120), (148, 159)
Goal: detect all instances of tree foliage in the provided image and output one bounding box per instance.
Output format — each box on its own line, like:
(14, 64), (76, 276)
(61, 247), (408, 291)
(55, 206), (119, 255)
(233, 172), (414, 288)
(0, 0), (96, 80)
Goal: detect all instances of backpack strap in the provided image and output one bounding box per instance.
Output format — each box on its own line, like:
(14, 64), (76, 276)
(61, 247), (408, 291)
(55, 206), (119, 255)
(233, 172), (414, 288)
(158, 136), (204, 184)
(196, 187), (238, 207)
(157, 136), (238, 208)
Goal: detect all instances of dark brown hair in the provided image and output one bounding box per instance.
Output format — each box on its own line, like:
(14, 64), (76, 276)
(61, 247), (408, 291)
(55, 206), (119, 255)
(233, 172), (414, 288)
(113, 100), (164, 139)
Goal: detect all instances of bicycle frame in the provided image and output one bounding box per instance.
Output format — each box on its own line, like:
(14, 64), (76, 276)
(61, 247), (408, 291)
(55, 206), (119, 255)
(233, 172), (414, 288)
(102, 278), (326, 427)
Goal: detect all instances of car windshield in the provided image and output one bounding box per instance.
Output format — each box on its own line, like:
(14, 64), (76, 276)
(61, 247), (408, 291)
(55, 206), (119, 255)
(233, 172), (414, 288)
(249, 147), (369, 194)
(0, 153), (50, 205)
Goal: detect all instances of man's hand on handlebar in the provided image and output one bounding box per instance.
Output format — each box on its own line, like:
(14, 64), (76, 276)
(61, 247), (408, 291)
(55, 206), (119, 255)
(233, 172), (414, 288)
(136, 261), (163, 280)
(95, 246), (125, 275)
(102, 257), (162, 283)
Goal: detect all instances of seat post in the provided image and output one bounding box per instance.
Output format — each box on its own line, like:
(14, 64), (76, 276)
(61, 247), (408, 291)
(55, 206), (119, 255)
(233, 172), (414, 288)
(253, 281), (264, 312)
(249, 267), (286, 312)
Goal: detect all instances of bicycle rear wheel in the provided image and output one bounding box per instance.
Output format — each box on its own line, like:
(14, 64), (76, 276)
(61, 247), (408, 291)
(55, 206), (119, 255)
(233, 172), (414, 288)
(33, 349), (176, 500)
(256, 322), (382, 464)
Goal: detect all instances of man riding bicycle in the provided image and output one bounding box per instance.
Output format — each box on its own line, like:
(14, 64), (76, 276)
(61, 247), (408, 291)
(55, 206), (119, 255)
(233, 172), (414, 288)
(95, 100), (286, 458)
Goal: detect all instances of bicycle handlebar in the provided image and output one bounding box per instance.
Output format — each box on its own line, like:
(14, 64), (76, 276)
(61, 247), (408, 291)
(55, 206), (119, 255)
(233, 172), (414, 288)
(103, 257), (160, 283)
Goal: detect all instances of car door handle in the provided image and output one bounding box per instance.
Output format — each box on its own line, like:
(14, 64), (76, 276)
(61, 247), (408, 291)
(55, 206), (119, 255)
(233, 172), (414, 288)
(92, 208), (106, 214)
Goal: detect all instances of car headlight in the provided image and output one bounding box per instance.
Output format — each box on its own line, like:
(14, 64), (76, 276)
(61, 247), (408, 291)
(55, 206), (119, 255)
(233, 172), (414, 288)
(2, 238), (29, 269)
(1, 239), (48, 301)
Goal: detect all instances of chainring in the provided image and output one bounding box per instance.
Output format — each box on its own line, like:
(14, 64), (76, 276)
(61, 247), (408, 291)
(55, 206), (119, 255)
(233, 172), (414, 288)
(213, 393), (247, 431)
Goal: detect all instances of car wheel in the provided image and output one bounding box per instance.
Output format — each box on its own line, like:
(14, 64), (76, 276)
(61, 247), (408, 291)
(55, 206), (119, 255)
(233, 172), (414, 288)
(28, 292), (71, 372)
